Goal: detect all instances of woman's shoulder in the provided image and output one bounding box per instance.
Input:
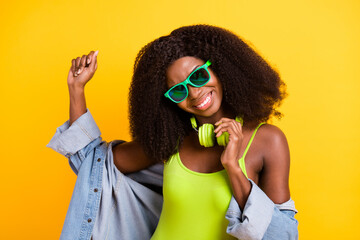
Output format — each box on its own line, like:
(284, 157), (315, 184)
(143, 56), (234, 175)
(254, 123), (290, 164)
(256, 123), (288, 143)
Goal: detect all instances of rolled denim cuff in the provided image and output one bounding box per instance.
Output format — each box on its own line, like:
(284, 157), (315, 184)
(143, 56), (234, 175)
(275, 198), (297, 213)
(46, 109), (101, 157)
(226, 179), (274, 240)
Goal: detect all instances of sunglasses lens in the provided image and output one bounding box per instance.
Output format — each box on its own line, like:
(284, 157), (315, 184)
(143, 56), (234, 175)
(169, 85), (187, 102)
(166, 65), (211, 103)
(189, 68), (210, 86)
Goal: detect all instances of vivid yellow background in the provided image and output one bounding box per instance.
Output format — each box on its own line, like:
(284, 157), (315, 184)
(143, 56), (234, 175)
(1, 0), (359, 239)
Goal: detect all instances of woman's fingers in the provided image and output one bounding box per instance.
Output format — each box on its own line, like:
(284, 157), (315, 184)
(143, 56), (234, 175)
(215, 118), (228, 126)
(72, 50), (98, 77)
(89, 50), (98, 71)
(216, 118), (244, 166)
(76, 55), (87, 75)
(215, 118), (240, 130)
(215, 122), (238, 138)
(74, 57), (81, 76)
(71, 59), (76, 75)
(215, 118), (242, 136)
(232, 120), (242, 133)
(215, 117), (242, 126)
(86, 51), (94, 65)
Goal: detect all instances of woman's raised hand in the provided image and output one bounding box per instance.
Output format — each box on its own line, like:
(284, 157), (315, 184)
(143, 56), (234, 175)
(67, 50), (98, 125)
(67, 50), (98, 89)
(214, 118), (244, 169)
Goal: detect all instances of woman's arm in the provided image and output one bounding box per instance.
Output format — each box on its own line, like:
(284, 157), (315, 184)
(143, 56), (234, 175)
(214, 118), (251, 210)
(47, 51), (100, 173)
(258, 124), (290, 203)
(67, 50), (98, 125)
(67, 50), (157, 174)
(215, 121), (297, 239)
(215, 120), (291, 208)
(112, 140), (159, 174)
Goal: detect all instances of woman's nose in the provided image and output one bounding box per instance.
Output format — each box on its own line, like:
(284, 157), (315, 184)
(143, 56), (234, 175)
(187, 85), (202, 99)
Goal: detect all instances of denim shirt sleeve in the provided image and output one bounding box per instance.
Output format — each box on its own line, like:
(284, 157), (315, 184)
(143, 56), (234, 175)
(46, 109), (102, 175)
(226, 179), (298, 240)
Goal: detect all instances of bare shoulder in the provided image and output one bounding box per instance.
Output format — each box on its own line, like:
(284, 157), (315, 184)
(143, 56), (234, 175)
(257, 124), (288, 146)
(112, 140), (158, 174)
(255, 123), (291, 203)
(256, 124), (290, 163)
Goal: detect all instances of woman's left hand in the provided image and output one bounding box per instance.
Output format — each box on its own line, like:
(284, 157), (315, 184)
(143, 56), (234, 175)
(214, 118), (244, 169)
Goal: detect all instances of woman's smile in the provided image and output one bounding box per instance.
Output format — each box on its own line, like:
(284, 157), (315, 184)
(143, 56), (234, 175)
(193, 91), (213, 110)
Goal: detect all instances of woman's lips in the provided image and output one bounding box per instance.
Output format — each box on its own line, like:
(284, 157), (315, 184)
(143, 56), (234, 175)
(193, 92), (212, 110)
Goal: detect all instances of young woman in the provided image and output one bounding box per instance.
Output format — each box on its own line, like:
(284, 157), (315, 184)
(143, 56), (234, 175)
(48, 25), (298, 240)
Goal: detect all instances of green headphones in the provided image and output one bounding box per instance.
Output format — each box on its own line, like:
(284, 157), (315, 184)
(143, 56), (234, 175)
(190, 116), (243, 147)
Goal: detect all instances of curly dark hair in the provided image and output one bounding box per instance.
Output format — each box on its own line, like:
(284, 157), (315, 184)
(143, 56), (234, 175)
(129, 24), (287, 162)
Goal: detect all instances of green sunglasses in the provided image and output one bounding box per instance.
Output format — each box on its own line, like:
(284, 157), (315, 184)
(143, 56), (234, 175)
(164, 60), (212, 103)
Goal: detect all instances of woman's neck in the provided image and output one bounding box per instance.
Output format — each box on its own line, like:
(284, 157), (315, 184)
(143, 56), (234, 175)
(195, 104), (236, 125)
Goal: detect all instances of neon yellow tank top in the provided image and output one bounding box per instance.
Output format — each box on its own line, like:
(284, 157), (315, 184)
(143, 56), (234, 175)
(151, 123), (265, 240)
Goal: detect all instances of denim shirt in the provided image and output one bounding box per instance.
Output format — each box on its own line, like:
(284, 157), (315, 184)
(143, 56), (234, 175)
(47, 109), (298, 240)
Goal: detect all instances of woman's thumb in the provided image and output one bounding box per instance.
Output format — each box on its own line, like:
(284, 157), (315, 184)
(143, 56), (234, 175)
(90, 50), (99, 70)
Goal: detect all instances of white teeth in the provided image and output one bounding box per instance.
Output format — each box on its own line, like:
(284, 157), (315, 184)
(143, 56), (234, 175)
(196, 94), (211, 108)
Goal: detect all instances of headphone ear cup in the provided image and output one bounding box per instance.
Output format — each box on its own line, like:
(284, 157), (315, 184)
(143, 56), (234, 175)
(216, 132), (229, 146)
(199, 124), (215, 147)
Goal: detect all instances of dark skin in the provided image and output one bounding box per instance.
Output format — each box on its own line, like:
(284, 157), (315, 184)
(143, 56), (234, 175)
(178, 123), (290, 204)
(68, 52), (290, 211)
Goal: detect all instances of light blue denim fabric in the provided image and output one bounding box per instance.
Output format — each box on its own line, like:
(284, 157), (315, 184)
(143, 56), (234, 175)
(47, 109), (298, 240)
(226, 182), (298, 240)
(47, 110), (163, 240)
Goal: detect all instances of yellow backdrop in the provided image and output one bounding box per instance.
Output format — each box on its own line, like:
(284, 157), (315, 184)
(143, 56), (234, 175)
(1, 0), (359, 239)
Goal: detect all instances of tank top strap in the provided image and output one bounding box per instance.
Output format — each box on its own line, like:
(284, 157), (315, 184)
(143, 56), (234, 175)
(238, 122), (266, 179)
(174, 137), (181, 151)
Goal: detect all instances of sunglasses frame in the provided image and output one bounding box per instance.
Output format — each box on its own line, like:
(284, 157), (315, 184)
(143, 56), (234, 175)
(164, 60), (212, 103)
